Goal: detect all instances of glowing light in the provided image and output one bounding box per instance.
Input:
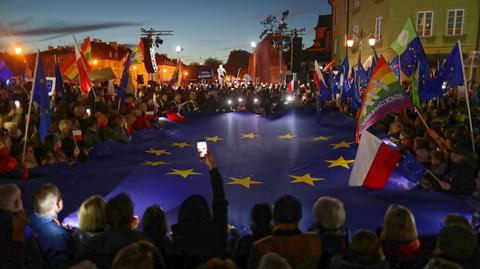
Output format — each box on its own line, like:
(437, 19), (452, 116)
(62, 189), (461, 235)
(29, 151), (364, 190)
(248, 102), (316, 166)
(254, 98), (258, 103)
(175, 46), (183, 53)
(286, 95), (294, 102)
(238, 97), (243, 102)
(133, 65), (137, 70)
(163, 69), (167, 73)
(93, 59), (98, 65)
(15, 47), (22, 55)
(184, 71), (188, 76)
(368, 37), (376, 47)
(250, 41), (256, 48)
(227, 99), (232, 105)
(346, 39), (354, 48)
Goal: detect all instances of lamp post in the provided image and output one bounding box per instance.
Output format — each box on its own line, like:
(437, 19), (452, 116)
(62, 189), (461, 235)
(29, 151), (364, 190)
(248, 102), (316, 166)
(251, 41), (256, 84)
(175, 46), (183, 85)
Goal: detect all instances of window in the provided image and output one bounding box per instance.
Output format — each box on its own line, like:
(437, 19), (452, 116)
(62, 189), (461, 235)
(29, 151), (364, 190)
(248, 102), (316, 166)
(353, 0), (361, 9)
(417, 11), (433, 37)
(375, 17), (383, 40)
(447, 9), (464, 36)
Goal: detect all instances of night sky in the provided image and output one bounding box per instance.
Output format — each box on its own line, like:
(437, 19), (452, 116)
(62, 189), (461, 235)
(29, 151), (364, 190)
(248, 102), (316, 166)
(0, 0), (330, 63)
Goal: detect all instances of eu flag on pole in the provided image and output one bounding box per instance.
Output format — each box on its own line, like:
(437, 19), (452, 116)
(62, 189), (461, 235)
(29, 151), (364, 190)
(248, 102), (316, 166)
(357, 55), (369, 88)
(418, 57), (433, 102)
(351, 69), (362, 110)
(396, 153), (427, 183)
(400, 37), (426, 77)
(32, 52), (51, 142)
(433, 42), (465, 91)
(118, 51), (134, 104)
(329, 69), (340, 99)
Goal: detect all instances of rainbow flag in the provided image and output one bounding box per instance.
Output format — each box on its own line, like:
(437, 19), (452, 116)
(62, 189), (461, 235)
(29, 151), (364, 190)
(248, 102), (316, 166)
(132, 39), (144, 64)
(357, 56), (412, 137)
(61, 37), (91, 80)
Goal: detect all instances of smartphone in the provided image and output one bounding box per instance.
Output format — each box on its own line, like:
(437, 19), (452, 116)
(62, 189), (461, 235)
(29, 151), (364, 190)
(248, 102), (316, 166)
(196, 140), (208, 158)
(14, 100), (20, 108)
(86, 108), (91, 116)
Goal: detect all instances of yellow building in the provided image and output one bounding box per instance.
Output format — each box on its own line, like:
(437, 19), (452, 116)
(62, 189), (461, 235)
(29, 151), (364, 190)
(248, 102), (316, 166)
(329, 0), (480, 78)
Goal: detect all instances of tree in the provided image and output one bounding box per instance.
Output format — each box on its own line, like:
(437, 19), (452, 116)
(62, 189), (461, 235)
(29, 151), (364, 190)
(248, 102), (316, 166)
(224, 50), (251, 78)
(260, 15), (278, 39)
(203, 57), (223, 71)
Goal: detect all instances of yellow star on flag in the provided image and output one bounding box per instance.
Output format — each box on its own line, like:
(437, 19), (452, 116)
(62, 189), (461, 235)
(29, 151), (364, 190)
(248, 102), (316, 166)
(227, 176), (263, 189)
(241, 133), (259, 139)
(166, 169), (202, 179)
(142, 161), (169, 166)
(289, 173), (325, 186)
(325, 156), (355, 169)
(330, 141), (353, 149)
(389, 137), (400, 143)
(171, 142), (192, 148)
(206, 136), (224, 142)
(311, 136), (332, 141)
(277, 133), (295, 140)
(145, 148), (171, 156)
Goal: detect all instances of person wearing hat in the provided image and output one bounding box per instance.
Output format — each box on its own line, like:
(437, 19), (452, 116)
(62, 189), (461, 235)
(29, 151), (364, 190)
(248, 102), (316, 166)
(438, 143), (477, 194)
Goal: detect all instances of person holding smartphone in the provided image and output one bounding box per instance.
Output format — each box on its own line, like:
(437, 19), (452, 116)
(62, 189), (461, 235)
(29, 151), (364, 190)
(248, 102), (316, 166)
(168, 143), (228, 269)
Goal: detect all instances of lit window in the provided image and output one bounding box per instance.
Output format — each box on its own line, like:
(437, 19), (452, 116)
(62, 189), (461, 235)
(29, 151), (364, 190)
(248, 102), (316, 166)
(446, 9), (464, 36)
(417, 11), (433, 37)
(375, 17), (383, 40)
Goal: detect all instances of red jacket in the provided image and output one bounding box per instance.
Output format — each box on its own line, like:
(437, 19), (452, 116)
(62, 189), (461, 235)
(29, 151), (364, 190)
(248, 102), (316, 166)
(0, 150), (29, 179)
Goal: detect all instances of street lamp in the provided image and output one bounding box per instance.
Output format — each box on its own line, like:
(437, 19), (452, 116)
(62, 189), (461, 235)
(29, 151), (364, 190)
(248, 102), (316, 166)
(346, 38), (354, 48)
(15, 47), (22, 55)
(93, 59), (98, 65)
(251, 41), (257, 84)
(368, 35), (376, 47)
(175, 46), (183, 53)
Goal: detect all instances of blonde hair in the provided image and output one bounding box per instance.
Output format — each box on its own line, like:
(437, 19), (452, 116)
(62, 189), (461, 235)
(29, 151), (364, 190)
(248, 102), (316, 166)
(32, 183), (61, 214)
(313, 196), (345, 229)
(78, 195), (107, 232)
(58, 120), (72, 133)
(0, 184), (21, 211)
(112, 240), (155, 269)
(381, 204), (418, 242)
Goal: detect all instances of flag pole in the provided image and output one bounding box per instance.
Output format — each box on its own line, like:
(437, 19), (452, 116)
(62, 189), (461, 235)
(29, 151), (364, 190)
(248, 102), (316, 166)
(457, 41), (476, 153)
(22, 51), (40, 162)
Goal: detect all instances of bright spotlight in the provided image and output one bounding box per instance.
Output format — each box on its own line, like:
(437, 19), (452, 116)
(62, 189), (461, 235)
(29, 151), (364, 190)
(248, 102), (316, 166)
(227, 99), (232, 105)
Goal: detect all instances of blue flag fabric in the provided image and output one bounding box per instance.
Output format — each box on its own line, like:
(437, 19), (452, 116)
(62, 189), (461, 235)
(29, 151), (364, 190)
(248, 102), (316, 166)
(5, 111), (472, 235)
(32, 53), (51, 142)
(396, 153), (427, 183)
(418, 57), (433, 102)
(118, 51), (134, 104)
(0, 56), (13, 82)
(54, 54), (65, 99)
(357, 58), (369, 88)
(390, 56), (400, 81)
(329, 70), (340, 99)
(432, 42), (465, 91)
(400, 37), (426, 77)
(351, 69), (362, 110)
(341, 55), (350, 101)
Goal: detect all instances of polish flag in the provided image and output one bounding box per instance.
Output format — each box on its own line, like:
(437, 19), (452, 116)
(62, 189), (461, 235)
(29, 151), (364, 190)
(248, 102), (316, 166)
(145, 111), (154, 119)
(313, 60), (326, 90)
(72, 130), (83, 142)
(349, 131), (402, 189)
(287, 79), (295, 93)
(74, 36), (92, 94)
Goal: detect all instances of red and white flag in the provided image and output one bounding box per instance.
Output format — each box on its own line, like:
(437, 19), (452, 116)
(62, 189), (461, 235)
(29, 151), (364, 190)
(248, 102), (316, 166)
(145, 111), (154, 119)
(287, 79), (295, 93)
(349, 131), (401, 189)
(72, 130), (83, 142)
(73, 36), (92, 94)
(313, 60), (326, 90)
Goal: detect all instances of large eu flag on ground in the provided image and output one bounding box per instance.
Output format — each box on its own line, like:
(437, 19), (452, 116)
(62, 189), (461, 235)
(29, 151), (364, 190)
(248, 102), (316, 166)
(8, 110), (471, 235)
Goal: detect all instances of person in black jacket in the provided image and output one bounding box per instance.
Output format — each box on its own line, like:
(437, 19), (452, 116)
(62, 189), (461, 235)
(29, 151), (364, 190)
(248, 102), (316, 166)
(167, 150), (228, 269)
(438, 144), (477, 195)
(327, 229), (389, 269)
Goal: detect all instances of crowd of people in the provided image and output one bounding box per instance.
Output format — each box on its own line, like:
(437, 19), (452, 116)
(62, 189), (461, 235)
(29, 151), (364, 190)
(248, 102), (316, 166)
(0, 77), (480, 269)
(1, 151), (479, 269)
